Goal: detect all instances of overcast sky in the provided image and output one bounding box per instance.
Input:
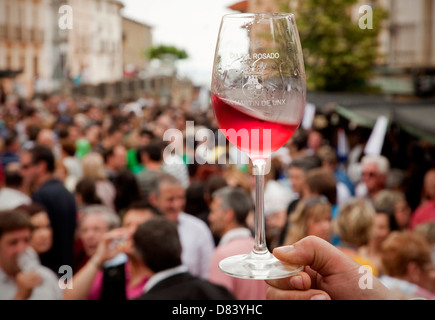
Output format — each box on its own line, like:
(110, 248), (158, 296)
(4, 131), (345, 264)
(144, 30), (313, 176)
(121, 0), (237, 88)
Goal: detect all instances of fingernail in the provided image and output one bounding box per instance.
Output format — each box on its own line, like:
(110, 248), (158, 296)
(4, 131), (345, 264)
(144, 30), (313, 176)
(289, 275), (303, 289)
(310, 294), (327, 300)
(274, 245), (295, 254)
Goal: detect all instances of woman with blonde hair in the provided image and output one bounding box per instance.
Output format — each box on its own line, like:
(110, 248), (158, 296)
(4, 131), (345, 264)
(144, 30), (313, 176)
(283, 196), (332, 245)
(81, 152), (116, 210)
(334, 199), (379, 276)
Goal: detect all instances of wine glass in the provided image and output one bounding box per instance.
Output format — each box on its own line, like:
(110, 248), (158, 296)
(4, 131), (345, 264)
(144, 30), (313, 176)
(211, 12), (306, 279)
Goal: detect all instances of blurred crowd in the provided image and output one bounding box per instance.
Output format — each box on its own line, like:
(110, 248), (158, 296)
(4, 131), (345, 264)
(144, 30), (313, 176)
(0, 91), (434, 300)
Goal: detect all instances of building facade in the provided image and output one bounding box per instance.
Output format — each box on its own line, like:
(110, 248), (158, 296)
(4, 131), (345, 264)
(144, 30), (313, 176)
(122, 17), (152, 77)
(0, 0), (46, 97)
(0, 0), (126, 97)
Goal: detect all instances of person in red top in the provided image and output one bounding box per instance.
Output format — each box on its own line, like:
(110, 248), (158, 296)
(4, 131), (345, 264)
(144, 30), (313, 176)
(410, 168), (435, 230)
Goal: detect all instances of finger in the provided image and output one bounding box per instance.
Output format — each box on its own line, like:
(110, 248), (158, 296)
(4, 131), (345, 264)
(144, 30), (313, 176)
(273, 236), (360, 277)
(266, 270), (312, 291)
(266, 287), (331, 300)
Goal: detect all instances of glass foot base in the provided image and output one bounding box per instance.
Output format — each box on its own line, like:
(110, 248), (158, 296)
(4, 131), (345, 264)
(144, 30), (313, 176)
(219, 250), (303, 280)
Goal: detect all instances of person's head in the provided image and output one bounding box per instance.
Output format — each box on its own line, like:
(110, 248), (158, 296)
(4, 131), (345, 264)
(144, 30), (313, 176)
(204, 174), (228, 206)
(84, 124), (101, 147)
(287, 129), (308, 158)
(16, 203), (52, 255)
(184, 181), (209, 217)
(360, 155), (390, 197)
(148, 173), (185, 222)
(36, 128), (56, 150)
(138, 128), (155, 147)
(374, 189), (410, 230)
(104, 144), (127, 172)
(335, 199), (375, 248)
(307, 130), (324, 153)
(113, 170), (142, 213)
(4, 130), (19, 152)
(78, 205), (121, 257)
(208, 187), (253, 238)
(285, 196), (332, 245)
(317, 145), (338, 171)
(122, 200), (162, 237)
(74, 178), (102, 207)
(81, 152), (107, 181)
(370, 210), (392, 247)
(381, 231), (435, 292)
(105, 125), (124, 147)
(287, 155), (322, 195)
(138, 138), (163, 165)
(0, 210), (33, 275)
(222, 167), (251, 196)
(423, 168), (435, 200)
(4, 162), (24, 189)
(304, 167), (337, 205)
(20, 144), (55, 189)
(133, 217), (182, 273)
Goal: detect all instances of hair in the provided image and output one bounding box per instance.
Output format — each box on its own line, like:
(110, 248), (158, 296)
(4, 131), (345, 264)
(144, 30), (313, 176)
(374, 189), (406, 216)
(414, 221), (435, 245)
(222, 167), (251, 196)
(81, 152), (107, 180)
(15, 203), (47, 217)
(113, 170), (142, 213)
(148, 172), (182, 197)
(61, 139), (77, 157)
(289, 129), (308, 151)
(361, 155), (390, 175)
(75, 178), (102, 205)
(4, 130), (18, 148)
(288, 155), (322, 173)
(127, 200), (163, 216)
(204, 174), (228, 202)
(381, 230), (431, 277)
(29, 144), (55, 173)
(4, 166), (23, 188)
(102, 144), (126, 164)
(334, 199), (375, 247)
(133, 217), (182, 273)
(79, 205), (121, 230)
(212, 186), (253, 226)
(0, 210), (33, 239)
(317, 145), (338, 164)
(185, 181), (209, 217)
(305, 167), (337, 205)
(284, 196), (332, 245)
(138, 138), (164, 162)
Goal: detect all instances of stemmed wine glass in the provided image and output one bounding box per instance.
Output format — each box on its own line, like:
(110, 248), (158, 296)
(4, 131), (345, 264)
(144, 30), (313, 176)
(211, 13), (306, 279)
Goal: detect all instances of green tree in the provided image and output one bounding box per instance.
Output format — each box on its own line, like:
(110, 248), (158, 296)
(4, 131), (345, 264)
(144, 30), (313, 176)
(144, 45), (188, 60)
(281, 0), (387, 91)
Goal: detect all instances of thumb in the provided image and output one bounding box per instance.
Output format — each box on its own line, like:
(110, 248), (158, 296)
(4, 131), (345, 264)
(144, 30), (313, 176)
(273, 236), (360, 277)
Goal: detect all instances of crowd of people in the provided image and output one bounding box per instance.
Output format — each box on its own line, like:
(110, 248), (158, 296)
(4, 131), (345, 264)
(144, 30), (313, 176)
(0, 91), (434, 300)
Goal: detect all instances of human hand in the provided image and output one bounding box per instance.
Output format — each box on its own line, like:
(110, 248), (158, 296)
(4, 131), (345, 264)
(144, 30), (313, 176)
(266, 236), (397, 300)
(91, 228), (130, 268)
(14, 271), (42, 300)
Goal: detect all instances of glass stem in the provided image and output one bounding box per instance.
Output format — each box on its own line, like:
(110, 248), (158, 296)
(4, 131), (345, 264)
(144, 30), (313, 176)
(253, 158), (268, 254)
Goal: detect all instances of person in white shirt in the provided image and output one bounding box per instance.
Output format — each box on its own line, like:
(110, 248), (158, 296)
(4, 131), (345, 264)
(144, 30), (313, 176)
(0, 210), (62, 300)
(148, 173), (215, 279)
(0, 163), (31, 211)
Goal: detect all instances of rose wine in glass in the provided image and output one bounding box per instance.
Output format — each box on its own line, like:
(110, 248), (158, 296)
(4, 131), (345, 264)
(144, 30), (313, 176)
(211, 13), (306, 279)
